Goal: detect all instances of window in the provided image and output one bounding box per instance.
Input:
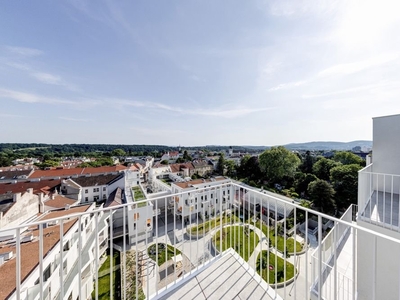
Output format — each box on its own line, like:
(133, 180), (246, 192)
(216, 199), (218, 204)
(93, 188), (99, 193)
(211, 194), (213, 199)
(85, 189), (88, 193)
(134, 213), (139, 220)
(223, 191), (226, 196)
(85, 197), (88, 202)
(103, 194), (106, 199)
(94, 195), (99, 201)
(103, 187), (106, 191)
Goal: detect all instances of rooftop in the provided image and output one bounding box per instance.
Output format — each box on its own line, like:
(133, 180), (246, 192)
(173, 177), (228, 189)
(70, 173), (123, 187)
(0, 179), (61, 195)
(157, 249), (280, 300)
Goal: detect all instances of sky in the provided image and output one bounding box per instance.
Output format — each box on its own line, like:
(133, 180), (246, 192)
(1, 0), (400, 146)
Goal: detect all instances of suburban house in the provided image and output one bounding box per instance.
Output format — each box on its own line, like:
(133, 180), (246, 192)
(169, 163), (195, 178)
(192, 159), (213, 176)
(61, 173), (125, 204)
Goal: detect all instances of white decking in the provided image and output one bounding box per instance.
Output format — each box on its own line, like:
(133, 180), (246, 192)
(362, 191), (400, 228)
(155, 249), (281, 300)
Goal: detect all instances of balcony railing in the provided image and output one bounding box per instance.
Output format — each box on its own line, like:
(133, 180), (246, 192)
(358, 163), (400, 230)
(2, 182), (400, 299)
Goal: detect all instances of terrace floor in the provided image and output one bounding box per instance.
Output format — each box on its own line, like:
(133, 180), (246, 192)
(362, 191), (400, 227)
(155, 249), (281, 300)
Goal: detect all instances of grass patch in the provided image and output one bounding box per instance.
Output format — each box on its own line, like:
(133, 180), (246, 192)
(132, 186), (147, 207)
(188, 213), (240, 235)
(254, 221), (302, 253)
(256, 250), (296, 284)
(213, 225), (259, 261)
(147, 243), (182, 266)
(93, 252), (121, 300)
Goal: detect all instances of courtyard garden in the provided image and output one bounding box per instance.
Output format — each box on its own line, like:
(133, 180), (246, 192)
(187, 213), (240, 236)
(147, 243), (182, 266)
(256, 250), (296, 284)
(212, 225), (259, 261)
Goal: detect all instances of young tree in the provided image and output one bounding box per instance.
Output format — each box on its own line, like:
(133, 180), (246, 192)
(259, 146), (301, 183)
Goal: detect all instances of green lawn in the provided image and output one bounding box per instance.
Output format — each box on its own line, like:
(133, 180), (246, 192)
(93, 252), (120, 300)
(256, 250), (296, 284)
(147, 243), (182, 266)
(254, 221), (302, 253)
(132, 186), (147, 207)
(188, 214), (240, 235)
(213, 225), (259, 261)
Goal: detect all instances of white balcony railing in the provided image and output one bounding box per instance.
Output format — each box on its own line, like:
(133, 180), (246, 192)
(2, 182), (400, 300)
(358, 163), (400, 230)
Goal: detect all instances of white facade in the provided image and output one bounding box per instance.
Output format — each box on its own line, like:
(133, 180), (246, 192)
(171, 177), (231, 221)
(3, 204), (109, 300)
(357, 114), (400, 299)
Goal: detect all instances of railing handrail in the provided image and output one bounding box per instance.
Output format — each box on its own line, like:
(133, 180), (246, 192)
(2, 181), (400, 247)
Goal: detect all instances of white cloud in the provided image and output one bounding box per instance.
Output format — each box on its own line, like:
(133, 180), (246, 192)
(5, 46), (44, 57)
(318, 53), (400, 77)
(115, 99), (273, 118)
(268, 80), (307, 91)
(59, 116), (90, 122)
(0, 88), (74, 105)
(32, 72), (63, 85)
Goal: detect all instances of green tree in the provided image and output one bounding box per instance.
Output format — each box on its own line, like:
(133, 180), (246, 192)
(224, 160), (236, 177)
(160, 159), (169, 165)
(237, 155), (262, 181)
(217, 153), (225, 175)
(312, 157), (340, 181)
(308, 179), (336, 214)
(259, 146), (301, 183)
(333, 151), (364, 166)
(183, 150), (192, 162)
(294, 173), (318, 197)
(111, 148), (126, 157)
(330, 164), (361, 210)
(300, 150), (314, 173)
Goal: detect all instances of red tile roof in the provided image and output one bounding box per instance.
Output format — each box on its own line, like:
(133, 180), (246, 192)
(30, 165), (127, 179)
(44, 195), (78, 209)
(0, 179), (61, 195)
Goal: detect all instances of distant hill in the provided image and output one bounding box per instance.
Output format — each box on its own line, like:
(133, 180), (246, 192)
(282, 140), (372, 151)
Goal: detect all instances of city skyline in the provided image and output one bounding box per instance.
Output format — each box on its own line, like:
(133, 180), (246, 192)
(1, 1), (400, 146)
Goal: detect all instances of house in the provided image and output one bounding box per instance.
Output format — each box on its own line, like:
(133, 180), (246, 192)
(61, 173), (124, 204)
(30, 165), (127, 180)
(192, 160), (213, 176)
(0, 169), (34, 182)
(170, 163), (195, 178)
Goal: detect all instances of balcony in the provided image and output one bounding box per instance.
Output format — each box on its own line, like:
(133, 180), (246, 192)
(358, 164), (400, 229)
(1, 182), (400, 299)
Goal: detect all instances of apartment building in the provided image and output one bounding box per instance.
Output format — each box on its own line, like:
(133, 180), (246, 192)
(0, 203), (108, 300)
(61, 173), (124, 204)
(170, 177), (231, 222)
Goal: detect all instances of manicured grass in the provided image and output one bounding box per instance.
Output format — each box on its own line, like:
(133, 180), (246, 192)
(256, 250), (296, 284)
(93, 252), (121, 300)
(254, 221), (302, 253)
(132, 186), (147, 207)
(213, 225), (259, 261)
(98, 252), (119, 273)
(188, 214), (240, 235)
(147, 243), (182, 266)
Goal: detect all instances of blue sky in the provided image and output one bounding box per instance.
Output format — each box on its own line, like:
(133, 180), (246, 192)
(1, 0), (400, 146)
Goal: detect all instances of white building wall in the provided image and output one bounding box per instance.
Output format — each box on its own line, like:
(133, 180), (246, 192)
(357, 220), (400, 300)
(0, 189), (41, 229)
